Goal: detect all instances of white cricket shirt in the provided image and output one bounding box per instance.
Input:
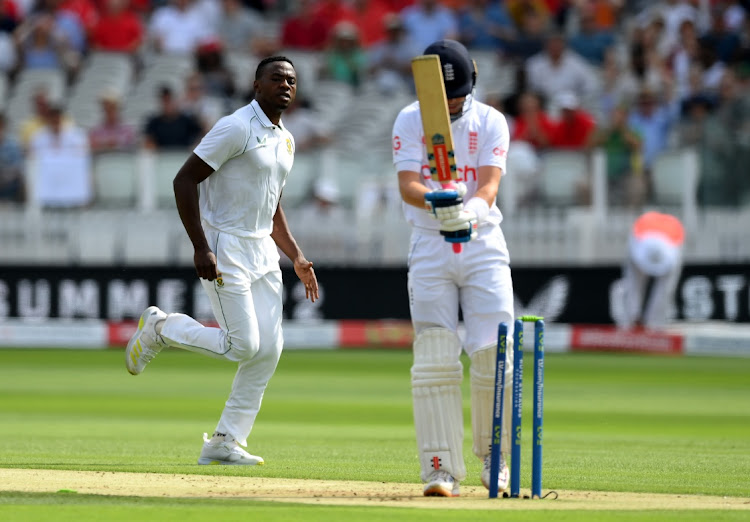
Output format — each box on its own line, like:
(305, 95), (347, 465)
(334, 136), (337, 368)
(392, 98), (509, 231)
(194, 99), (295, 239)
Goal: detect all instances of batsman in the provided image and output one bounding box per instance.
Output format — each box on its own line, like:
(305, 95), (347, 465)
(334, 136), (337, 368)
(391, 39), (516, 497)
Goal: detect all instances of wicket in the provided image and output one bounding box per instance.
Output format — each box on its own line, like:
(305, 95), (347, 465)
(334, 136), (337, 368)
(489, 315), (545, 499)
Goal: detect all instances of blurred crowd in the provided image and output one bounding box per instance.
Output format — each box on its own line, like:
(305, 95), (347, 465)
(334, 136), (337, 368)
(0, 0), (749, 211)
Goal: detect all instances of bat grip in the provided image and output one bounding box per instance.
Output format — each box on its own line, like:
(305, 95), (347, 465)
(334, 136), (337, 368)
(441, 182), (463, 254)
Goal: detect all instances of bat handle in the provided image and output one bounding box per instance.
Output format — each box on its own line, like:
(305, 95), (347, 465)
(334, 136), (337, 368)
(441, 182), (463, 254)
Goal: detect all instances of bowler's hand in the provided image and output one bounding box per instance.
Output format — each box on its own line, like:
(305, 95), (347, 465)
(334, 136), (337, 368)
(294, 257), (319, 302)
(194, 248), (219, 281)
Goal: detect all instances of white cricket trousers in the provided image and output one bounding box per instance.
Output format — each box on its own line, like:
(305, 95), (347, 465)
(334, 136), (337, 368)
(407, 225), (515, 355)
(160, 228), (284, 447)
(621, 233), (682, 329)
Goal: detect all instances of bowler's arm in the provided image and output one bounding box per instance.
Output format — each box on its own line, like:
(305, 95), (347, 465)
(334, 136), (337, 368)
(173, 153), (218, 280)
(271, 204), (319, 302)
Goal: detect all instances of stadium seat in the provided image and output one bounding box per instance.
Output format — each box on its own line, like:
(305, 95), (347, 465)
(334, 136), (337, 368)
(154, 150), (189, 208)
(651, 148), (699, 225)
(6, 68), (66, 131)
(538, 150), (590, 206)
(92, 152), (138, 208)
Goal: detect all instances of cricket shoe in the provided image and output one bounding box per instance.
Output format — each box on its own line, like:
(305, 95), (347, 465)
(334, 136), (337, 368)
(481, 453), (509, 492)
(423, 470), (460, 497)
(125, 306), (168, 375)
(198, 433), (265, 465)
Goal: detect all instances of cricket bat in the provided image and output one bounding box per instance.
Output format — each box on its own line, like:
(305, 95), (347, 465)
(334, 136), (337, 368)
(411, 54), (462, 253)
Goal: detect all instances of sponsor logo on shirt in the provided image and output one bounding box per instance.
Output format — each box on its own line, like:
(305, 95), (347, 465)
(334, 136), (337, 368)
(257, 135), (267, 146)
(286, 138), (293, 155)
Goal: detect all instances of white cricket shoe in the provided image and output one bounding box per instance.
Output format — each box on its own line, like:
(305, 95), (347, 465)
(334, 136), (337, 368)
(125, 306), (167, 375)
(198, 433), (265, 466)
(423, 470), (459, 497)
(481, 453), (509, 492)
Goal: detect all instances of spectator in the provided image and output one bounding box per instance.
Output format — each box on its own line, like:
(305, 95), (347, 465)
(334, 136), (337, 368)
(58, 0), (99, 35)
(0, 0), (20, 33)
(148, 0), (211, 56)
(367, 13), (421, 95)
(400, 0), (459, 52)
(549, 91), (597, 149)
(0, 29), (17, 73)
(44, 0), (89, 57)
(511, 90), (555, 149)
(195, 40), (236, 101)
(351, 0), (393, 48)
(696, 37), (728, 94)
(143, 85), (204, 150)
(88, 87), (138, 153)
(506, 0), (552, 30)
(310, 0), (358, 49)
(525, 32), (599, 113)
(19, 88), (71, 149)
(670, 19), (701, 102)
(180, 72), (224, 133)
(280, 0), (330, 50)
(722, 0), (746, 33)
(456, 0), (516, 51)
(627, 86), (680, 173)
(280, 97), (332, 152)
(700, 5), (741, 64)
(320, 21), (367, 89)
(713, 69), (750, 144)
(90, 0), (143, 54)
(502, 6), (546, 62)
(587, 104), (646, 207)
(567, 3), (616, 66)
(629, 14), (672, 89)
(0, 112), (25, 204)
(29, 102), (92, 208)
(677, 92), (716, 148)
(596, 48), (639, 125)
(13, 10), (79, 76)
(679, 72), (748, 207)
(217, 0), (266, 53)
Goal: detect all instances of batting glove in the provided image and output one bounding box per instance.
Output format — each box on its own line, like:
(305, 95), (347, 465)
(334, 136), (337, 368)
(424, 183), (467, 220)
(439, 209), (478, 241)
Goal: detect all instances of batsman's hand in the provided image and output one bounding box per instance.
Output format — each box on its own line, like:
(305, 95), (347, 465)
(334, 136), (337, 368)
(424, 182), (467, 220)
(439, 209), (478, 243)
(294, 256), (319, 302)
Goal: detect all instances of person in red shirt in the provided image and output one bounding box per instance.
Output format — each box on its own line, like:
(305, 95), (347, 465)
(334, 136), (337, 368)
(280, 0), (330, 50)
(549, 91), (596, 148)
(350, 0), (392, 48)
(90, 0), (143, 53)
(312, 0), (357, 46)
(511, 91), (555, 149)
(59, 0), (99, 33)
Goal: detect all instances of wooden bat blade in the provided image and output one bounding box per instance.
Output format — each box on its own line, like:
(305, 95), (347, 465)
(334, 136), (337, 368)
(411, 55), (458, 185)
(412, 54), (463, 253)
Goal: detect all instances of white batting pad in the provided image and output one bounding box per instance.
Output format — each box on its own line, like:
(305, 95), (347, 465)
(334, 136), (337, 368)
(411, 328), (466, 481)
(470, 342), (513, 459)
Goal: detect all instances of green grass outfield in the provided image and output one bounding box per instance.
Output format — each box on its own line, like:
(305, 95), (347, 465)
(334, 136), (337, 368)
(0, 347), (748, 521)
